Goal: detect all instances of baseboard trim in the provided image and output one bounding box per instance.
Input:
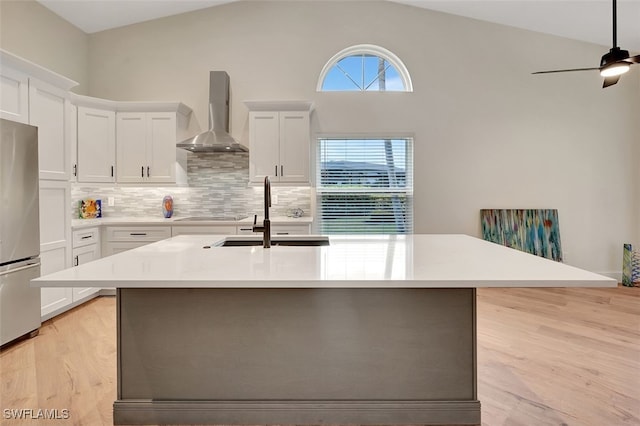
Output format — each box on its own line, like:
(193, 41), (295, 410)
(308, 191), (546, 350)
(114, 399), (481, 425)
(99, 288), (116, 296)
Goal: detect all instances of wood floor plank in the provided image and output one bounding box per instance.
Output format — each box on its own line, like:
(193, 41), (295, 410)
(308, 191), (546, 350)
(1, 287), (638, 426)
(477, 286), (640, 426)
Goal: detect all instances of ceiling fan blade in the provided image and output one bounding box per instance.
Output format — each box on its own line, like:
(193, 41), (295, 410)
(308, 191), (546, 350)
(532, 67), (600, 74)
(623, 54), (640, 64)
(603, 75), (620, 88)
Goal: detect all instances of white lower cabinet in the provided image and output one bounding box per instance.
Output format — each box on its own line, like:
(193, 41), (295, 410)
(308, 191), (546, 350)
(104, 241), (149, 255)
(236, 224), (310, 235)
(71, 227), (101, 301)
(172, 225), (237, 236)
(236, 225), (256, 235)
(173, 223), (311, 236)
(103, 226), (172, 256)
(40, 250), (73, 319)
(272, 224), (311, 235)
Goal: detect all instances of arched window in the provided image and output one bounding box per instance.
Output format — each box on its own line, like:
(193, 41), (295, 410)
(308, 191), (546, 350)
(317, 44), (412, 92)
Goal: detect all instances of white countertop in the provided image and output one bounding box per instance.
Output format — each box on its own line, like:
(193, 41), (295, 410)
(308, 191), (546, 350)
(33, 234), (616, 289)
(71, 216), (313, 229)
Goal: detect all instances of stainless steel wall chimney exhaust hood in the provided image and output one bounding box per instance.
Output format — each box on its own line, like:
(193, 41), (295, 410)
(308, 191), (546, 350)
(177, 71), (248, 152)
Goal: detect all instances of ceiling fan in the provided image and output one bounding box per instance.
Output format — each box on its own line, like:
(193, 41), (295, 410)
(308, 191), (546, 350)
(532, 0), (639, 88)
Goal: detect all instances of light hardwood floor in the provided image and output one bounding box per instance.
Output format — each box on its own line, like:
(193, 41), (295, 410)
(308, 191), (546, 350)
(1, 286), (638, 426)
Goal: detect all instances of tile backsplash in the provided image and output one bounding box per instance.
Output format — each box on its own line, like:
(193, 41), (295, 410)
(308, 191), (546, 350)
(72, 152), (311, 219)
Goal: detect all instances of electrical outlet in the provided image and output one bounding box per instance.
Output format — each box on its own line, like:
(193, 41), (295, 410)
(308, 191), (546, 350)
(108, 197), (115, 207)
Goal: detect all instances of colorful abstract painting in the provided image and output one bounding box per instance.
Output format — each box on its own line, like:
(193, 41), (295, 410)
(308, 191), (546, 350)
(481, 209), (563, 262)
(622, 244), (640, 287)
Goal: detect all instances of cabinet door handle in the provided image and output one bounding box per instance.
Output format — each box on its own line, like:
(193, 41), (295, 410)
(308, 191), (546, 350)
(281, 165), (284, 176)
(147, 166), (150, 178)
(73, 164), (77, 177)
(81, 235), (92, 240)
(141, 166), (144, 178)
(239, 227), (253, 231)
(274, 165), (278, 176)
(74, 256), (79, 267)
(130, 233), (147, 236)
(111, 166), (114, 177)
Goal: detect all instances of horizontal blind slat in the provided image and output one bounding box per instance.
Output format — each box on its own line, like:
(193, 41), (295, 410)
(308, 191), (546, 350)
(316, 137), (413, 235)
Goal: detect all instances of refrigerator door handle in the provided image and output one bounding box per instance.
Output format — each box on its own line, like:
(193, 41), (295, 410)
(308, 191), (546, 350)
(0, 261), (40, 277)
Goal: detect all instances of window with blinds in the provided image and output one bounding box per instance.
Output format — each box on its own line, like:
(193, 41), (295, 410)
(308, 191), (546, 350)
(316, 138), (413, 234)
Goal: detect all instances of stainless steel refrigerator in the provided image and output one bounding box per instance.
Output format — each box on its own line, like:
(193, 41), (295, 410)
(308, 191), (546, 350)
(0, 118), (41, 346)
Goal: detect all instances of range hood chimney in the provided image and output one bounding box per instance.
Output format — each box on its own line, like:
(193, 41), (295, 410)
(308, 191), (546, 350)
(177, 71), (248, 152)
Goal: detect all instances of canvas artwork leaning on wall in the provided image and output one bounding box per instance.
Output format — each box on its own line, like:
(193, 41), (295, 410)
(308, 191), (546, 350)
(481, 209), (563, 262)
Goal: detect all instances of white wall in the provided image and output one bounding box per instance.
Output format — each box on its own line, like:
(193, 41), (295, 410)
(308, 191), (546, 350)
(85, 1), (639, 276)
(0, 0), (90, 93)
(635, 76), (640, 246)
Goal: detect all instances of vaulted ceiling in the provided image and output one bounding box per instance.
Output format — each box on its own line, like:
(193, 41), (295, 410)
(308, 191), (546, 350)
(37, 0), (640, 51)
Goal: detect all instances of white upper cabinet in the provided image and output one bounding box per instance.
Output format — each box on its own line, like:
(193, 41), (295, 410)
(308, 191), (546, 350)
(279, 112), (311, 183)
(147, 112), (178, 183)
(67, 102), (78, 181)
(76, 98), (190, 185)
(248, 111), (280, 182)
(29, 78), (70, 180)
(1, 50), (77, 181)
(245, 101), (313, 185)
(116, 112), (147, 182)
(77, 105), (116, 183)
(117, 111), (179, 183)
(1, 50), (78, 127)
(0, 66), (29, 124)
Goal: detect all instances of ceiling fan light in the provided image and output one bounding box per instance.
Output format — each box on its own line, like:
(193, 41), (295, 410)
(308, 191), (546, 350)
(600, 62), (630, 77)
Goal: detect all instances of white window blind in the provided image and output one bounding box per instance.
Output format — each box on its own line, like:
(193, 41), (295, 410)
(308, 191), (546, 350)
(316, 138), (413, 234)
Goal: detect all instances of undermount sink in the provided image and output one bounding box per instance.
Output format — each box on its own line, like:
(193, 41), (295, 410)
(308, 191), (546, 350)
(214, 235), (330, 247)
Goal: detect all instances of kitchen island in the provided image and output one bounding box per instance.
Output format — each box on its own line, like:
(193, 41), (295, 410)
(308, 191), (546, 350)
(33, 234), (616, 425)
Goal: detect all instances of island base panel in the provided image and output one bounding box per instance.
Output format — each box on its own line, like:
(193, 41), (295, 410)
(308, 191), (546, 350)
(115, 288), (479, 425)
(113, 400), (480, 424)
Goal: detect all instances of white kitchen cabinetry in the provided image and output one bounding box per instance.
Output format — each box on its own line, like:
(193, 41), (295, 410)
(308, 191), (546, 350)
(77, 105), (116, 183)
(236, 224), (257, 235)
(116, 111), (183, 183)
(236, 224), (310, 235)
(245, 101), (313, 185)
(172, 225), (237, 236)
(67, 102), (78, 180)
(29, 78), (71, 181)
(71, 227), (101, 301)
(0, 50), (80, 321)
(0, 66), (29, 124)
(1, 50), (77, 127)
(39, 180), (72, 319)
(272, 224), (311, 235)
(103, 226), (172, 256)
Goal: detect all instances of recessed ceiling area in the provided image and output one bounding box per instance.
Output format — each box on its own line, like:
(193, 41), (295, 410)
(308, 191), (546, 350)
(36, 0), (640, 51)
